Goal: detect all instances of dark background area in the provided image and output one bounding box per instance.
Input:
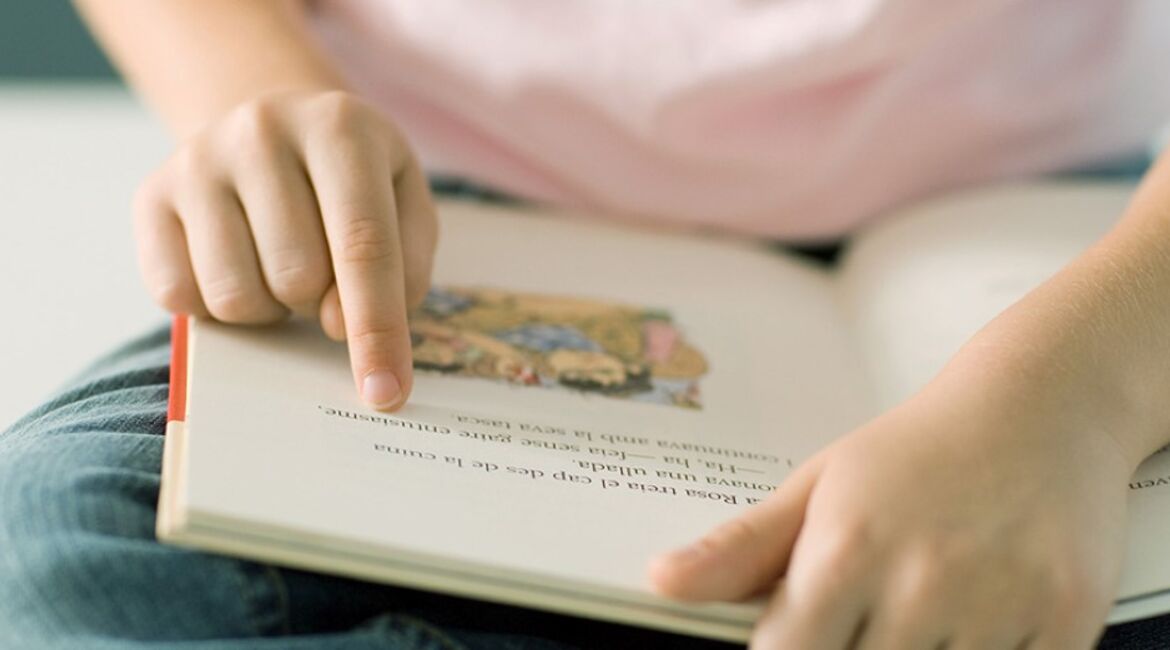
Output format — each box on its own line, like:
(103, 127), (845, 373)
(0, 1), (115, 79)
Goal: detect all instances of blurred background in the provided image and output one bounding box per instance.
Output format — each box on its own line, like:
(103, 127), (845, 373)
(0, 2), (114, 79)
(0, 2), (167, 427)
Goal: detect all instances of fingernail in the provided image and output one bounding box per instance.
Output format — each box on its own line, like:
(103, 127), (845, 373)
(362, 370), (402, 409)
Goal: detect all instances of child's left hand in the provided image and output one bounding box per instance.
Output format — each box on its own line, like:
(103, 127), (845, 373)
(649, 370), (1134, 649)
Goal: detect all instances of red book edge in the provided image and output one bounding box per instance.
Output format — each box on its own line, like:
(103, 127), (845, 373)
(167, 314), (189, 423)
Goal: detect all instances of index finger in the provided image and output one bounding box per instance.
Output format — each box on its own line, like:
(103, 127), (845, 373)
(303, 118), (413, 410)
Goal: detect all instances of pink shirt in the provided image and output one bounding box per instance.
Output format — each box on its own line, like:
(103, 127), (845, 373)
(310, 0), (1170, 240)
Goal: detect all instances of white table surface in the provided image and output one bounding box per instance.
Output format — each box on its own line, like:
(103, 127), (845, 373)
(0, 84), (170, 429)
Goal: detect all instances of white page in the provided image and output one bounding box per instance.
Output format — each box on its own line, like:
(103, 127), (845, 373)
(173, 199), (876, 635)
(838, 181), (1135, 408)
(837, 181), (1170, 617)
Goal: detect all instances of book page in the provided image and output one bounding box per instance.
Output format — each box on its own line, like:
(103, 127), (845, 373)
(175, 199), (876, 632)
(837, 181), (1170, 614)
(839, 181), (1134, 408)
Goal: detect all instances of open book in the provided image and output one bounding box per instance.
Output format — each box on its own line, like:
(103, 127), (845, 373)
(158, 182), (1170, 642)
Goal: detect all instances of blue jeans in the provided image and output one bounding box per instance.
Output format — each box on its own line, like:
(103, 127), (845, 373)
(0, 324), (735, 649)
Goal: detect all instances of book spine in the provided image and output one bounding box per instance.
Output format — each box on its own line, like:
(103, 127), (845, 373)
(167, 314), (189, 423)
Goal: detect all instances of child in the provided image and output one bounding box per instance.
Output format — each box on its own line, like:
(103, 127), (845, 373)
(4, 1), (1170, 648)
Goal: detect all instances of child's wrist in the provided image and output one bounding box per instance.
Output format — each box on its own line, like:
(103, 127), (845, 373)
(931, 333), (1153, 474)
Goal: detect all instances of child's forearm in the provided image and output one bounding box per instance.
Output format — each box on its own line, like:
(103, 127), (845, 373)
(940, 151), (1170, 470)
(74, 0), (346, 137)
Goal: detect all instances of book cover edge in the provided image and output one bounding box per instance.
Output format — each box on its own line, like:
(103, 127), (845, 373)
(158, 314), (192, 539)
(167, 314), (189, 423)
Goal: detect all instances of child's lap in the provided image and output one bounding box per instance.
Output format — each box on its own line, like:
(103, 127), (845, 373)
(3, 166), (1167, 647)
(0, 323), (732, 650)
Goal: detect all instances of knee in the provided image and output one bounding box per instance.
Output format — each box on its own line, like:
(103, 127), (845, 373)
(0, 425), (163, 538)
(0, 365), (169, 547)
(0, 430), (164, 639)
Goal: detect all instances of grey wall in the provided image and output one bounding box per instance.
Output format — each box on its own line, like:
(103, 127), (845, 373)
(0, 1), (116, 79)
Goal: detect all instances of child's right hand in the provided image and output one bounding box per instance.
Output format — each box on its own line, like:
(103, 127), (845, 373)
(133, 90), (437, 411)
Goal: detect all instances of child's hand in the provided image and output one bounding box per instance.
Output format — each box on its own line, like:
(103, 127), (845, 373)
(133, 90), (437, 410)
(649, 375), (1133, 649)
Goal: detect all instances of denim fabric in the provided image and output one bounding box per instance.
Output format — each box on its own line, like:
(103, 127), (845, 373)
(0, 324), (736, 649)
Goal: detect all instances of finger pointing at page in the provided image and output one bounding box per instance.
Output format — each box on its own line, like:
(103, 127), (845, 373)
(300, 93), (429, 410)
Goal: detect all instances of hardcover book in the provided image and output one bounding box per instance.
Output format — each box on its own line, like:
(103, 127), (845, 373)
(158, 183), (1170, 642)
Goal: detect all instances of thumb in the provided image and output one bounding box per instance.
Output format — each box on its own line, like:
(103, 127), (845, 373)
(647, 451), (825, 601)
(318, 283), (346, 342)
